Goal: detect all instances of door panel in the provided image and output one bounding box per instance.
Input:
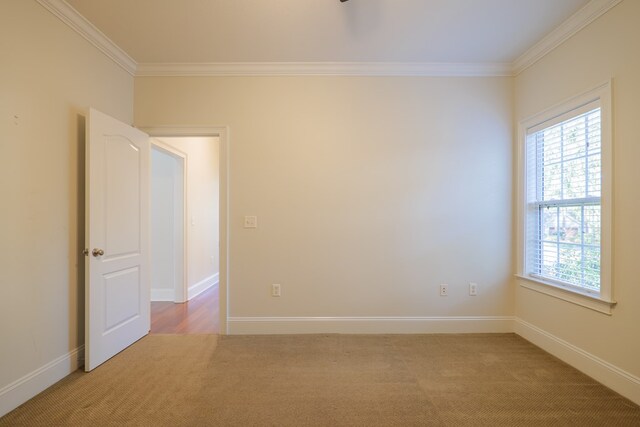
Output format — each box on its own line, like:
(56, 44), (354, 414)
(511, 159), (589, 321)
(86, 108), (150, 372)
(103, 267), (140, 332)
(104, 137), (141, 257)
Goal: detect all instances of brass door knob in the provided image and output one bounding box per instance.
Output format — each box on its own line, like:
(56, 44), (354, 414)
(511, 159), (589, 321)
(92, 248), (105, 257)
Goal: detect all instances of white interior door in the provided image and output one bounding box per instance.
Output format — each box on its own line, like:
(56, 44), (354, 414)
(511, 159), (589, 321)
(85, 108), (150, 371)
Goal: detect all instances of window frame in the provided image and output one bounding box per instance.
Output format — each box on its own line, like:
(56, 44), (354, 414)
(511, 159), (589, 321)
(516, 81), (615, 314)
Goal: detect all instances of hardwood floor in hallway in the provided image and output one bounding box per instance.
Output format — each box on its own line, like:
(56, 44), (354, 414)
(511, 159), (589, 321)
(150, 285), (219, 334)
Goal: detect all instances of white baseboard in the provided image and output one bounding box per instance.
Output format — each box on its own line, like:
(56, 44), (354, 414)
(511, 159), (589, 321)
(227, 316), (514, 335)
(188, 273), (219, 300)
(0, 345), (84, 417)
(514, 318), (640, 405)
(150, 288), (174, 302)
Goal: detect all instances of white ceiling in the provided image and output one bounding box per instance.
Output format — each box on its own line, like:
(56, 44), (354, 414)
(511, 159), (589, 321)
(65, 0), (590, 65)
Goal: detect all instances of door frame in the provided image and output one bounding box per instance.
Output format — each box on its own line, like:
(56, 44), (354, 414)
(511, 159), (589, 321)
(142, 126), (229, 335)
(150, 140), (188, 303)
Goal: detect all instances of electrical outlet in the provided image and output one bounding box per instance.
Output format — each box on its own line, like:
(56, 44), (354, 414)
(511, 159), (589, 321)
(271, 283), (281, 297)
(469, 282), (478, 296)
(439, 284), (449, 297)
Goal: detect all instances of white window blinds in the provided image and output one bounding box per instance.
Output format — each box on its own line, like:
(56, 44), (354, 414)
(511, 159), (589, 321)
(525, 101), (602, 293)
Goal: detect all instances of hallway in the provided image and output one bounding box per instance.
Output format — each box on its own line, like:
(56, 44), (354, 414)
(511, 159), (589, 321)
(150, 286), (219, 334)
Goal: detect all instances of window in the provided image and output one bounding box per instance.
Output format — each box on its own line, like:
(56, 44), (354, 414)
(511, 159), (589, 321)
(518, 82), (613, 309)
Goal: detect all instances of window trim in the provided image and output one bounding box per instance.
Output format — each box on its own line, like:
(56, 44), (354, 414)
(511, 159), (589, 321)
(516, 80), (614, 313)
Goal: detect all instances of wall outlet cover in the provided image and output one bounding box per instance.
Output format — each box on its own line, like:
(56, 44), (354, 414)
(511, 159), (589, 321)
(469, 282), (478, 296)
(271, 283), (281, 297)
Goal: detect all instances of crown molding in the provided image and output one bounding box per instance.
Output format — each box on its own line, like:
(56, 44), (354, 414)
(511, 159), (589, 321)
(37, 0), (620, 78)
(136, 61), (513, 77)
(512, 0), (623, 75)
(36, 0), (137, 76)
(33, 0), (511, 78)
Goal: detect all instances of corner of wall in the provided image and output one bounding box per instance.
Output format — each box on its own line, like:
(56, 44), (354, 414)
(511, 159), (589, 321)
(514, 318), (640, 405)
(0, 347), (84, 417)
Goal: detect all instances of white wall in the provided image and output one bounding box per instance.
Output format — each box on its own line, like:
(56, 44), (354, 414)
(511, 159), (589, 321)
(135, 76), (514, 332)
(0, 0), (133, 415)
(157, 137), (220, 298)
(151, 148), (181, 300)
(514, 0), (640, 401)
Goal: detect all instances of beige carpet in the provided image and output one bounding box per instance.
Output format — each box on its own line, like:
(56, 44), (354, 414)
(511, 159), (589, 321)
(2, 334), (639, 426)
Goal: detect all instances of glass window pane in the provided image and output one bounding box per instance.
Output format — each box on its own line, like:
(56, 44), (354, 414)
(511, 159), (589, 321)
(541, 206), (558, 242)
(541, 128), (561, 165)
(558, 206), (582, 244)
(562, 119), (586, 160)
(586, 111), (601, 155)
(541, 242), (558, 277)
(583, 247), (601, 291)
(563, 157), (586, 199)
(527, 106), (603, 292)
(587, 155), (601, 197)
(558, 244), (582, 285)
(542, 163), (561, 200)
(584, 205), (601, 246)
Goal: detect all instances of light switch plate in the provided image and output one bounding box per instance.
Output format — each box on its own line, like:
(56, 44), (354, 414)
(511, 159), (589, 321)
(244, 216), (258, 228)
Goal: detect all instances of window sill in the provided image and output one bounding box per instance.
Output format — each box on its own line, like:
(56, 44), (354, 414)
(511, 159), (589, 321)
(515, 274), (616, 315)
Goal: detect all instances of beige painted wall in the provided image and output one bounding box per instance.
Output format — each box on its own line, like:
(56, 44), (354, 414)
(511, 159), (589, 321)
(135, 76), (513, 319)
(0, 0), (133, 394)
(157, 137), (220, 294)
(514, 0), (640, 378)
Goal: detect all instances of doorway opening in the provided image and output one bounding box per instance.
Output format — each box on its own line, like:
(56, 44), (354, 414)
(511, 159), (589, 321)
(149, 136), (220, 334)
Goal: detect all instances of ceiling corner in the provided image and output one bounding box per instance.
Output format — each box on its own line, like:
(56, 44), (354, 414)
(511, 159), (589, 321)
(512, 0), (623, 75)
(36, 0), (138, 76)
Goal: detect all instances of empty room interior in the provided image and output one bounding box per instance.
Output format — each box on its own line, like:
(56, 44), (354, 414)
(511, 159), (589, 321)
(1, 0), (640, 425)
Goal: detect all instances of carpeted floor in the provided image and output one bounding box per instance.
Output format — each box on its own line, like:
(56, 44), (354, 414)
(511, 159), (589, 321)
(1, 333), (639, 426)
